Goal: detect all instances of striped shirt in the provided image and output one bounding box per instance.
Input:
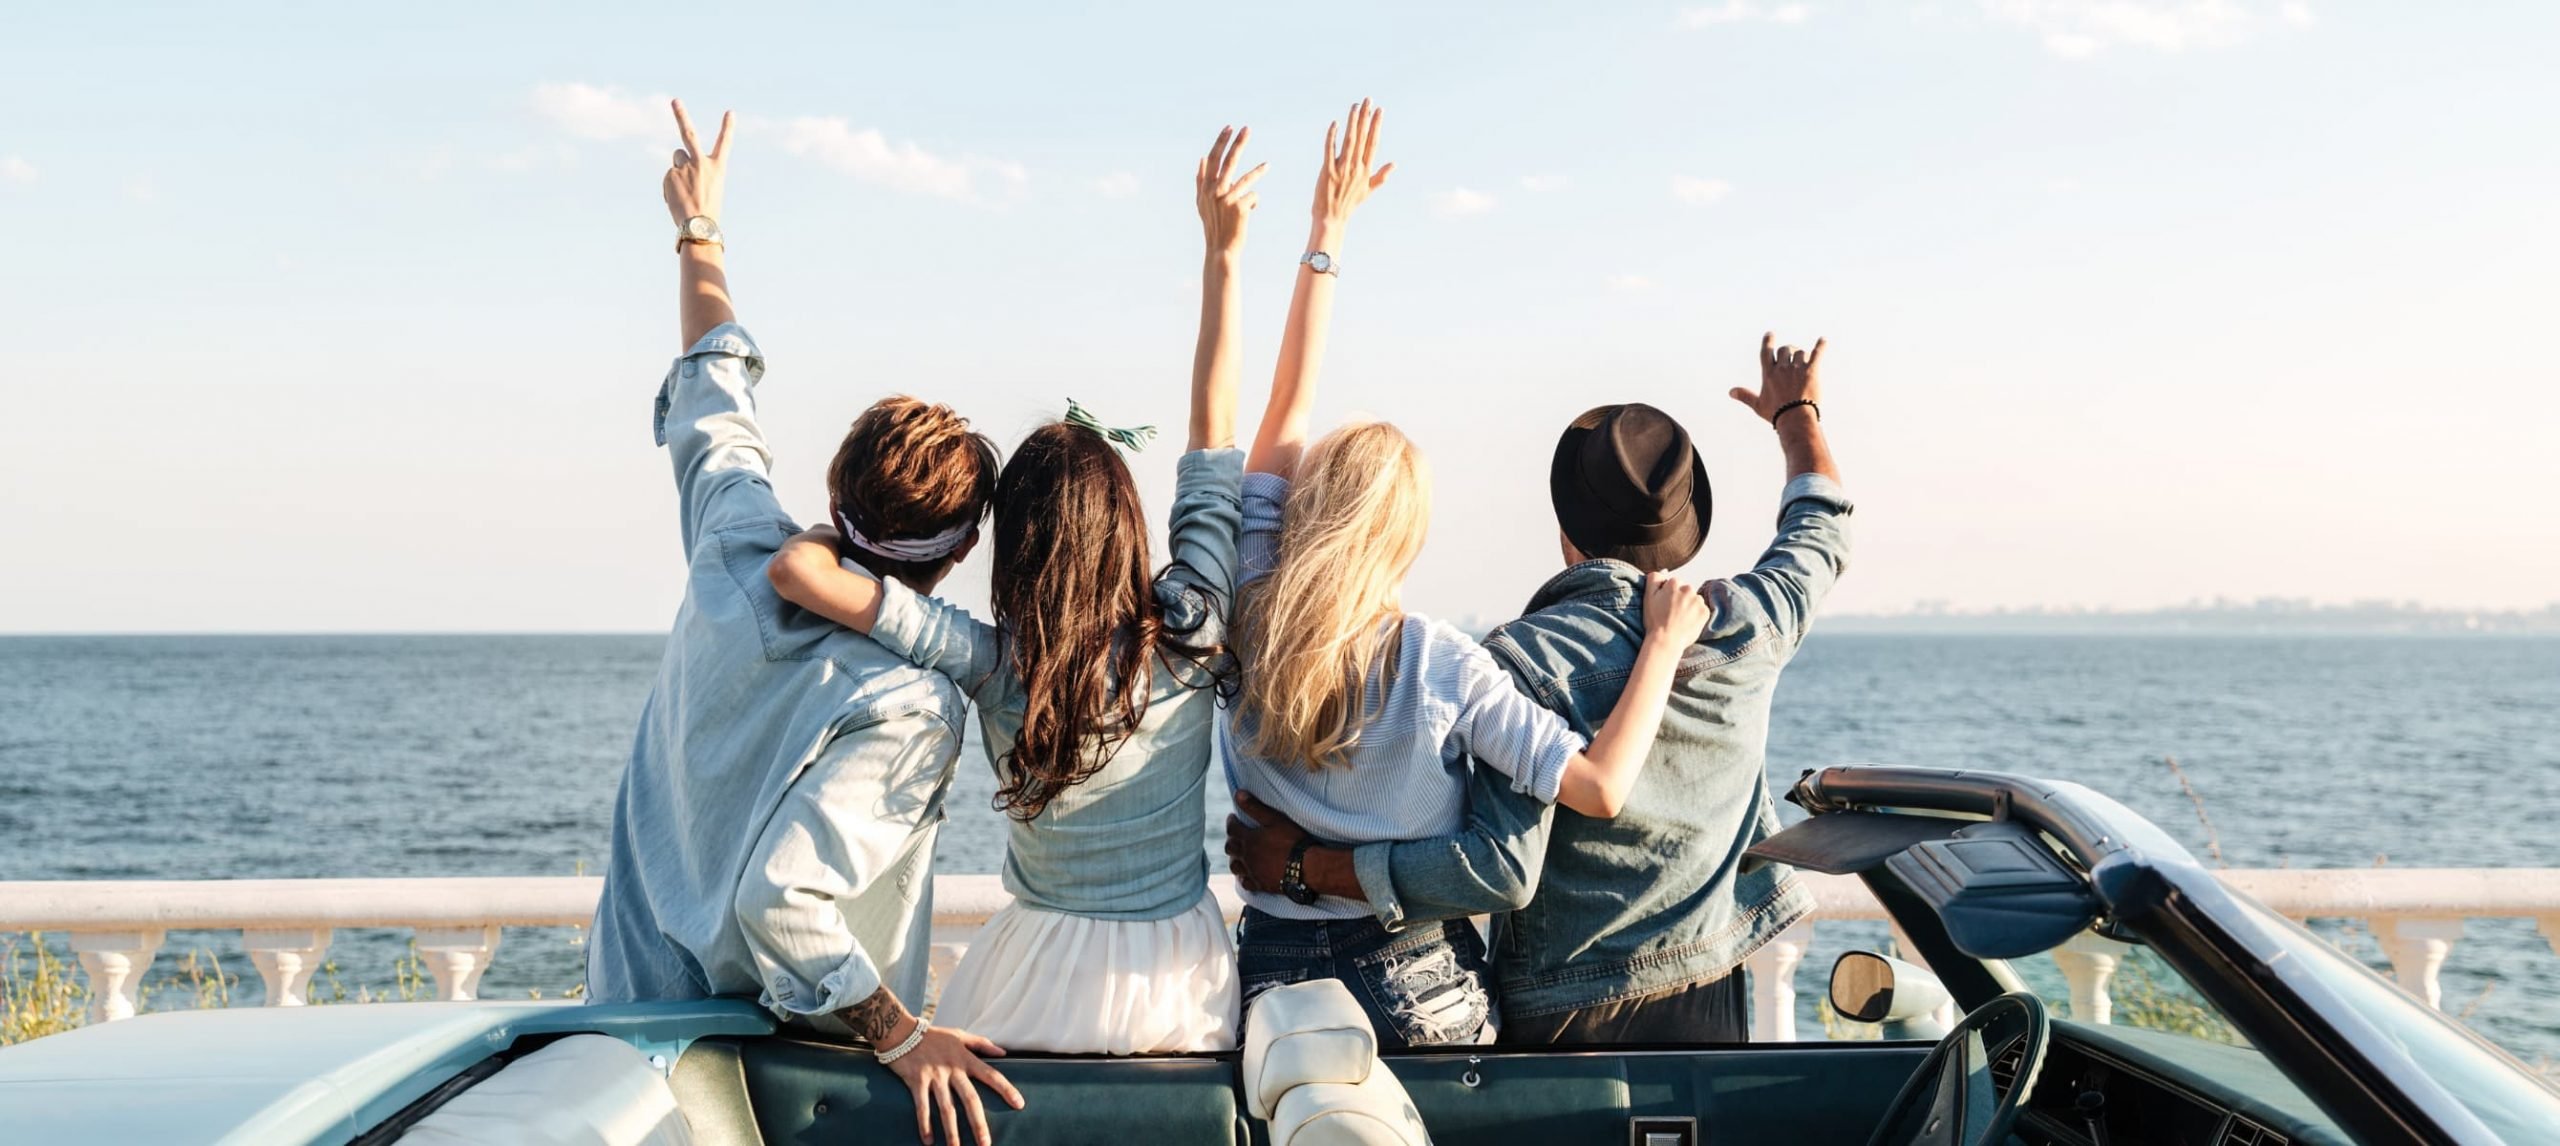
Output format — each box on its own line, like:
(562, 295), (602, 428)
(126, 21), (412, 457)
(1224, 472), (1586, 920)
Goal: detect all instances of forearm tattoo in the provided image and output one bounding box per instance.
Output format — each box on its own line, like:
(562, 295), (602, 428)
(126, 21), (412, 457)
(839, 986), (908, 1043)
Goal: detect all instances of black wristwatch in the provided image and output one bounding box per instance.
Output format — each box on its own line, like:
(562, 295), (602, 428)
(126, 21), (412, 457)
(1281, 836), (1321, 905)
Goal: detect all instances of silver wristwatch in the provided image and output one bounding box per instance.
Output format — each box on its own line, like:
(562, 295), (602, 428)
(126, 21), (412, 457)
(676, 215), (724, 252)
(1301, 250), (1338, 276)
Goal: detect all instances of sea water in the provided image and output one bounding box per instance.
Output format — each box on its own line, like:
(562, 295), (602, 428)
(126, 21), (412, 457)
(2, 634), (2554, 1061)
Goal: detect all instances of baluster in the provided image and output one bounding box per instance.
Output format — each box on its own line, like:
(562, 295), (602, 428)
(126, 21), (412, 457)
(1746, 919), (1813, 1042)
(928, 942), (969, 1012)
(1886, 920), (1958, 1032)
(244, 928), (332, 1007)
(2541, 915), (2560, 960)
(2376, 917), (2464, 1009)
(2053, 933), (2127, 1024)
(70, 929), (165, 1023)
(413, 924), (502, 1001)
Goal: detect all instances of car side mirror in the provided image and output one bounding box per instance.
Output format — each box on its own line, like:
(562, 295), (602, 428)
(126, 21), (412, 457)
(1829, 950), (1952, 1025)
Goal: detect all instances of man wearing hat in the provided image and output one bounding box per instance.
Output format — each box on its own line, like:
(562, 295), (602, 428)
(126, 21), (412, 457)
(1228, 334), (1849, 1044)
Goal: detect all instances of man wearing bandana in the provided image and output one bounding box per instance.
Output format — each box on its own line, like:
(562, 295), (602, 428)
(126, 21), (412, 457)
(585, 100), (1023, 1146)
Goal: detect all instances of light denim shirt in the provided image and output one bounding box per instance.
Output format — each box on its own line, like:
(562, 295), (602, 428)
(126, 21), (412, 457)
(586, 323), (969, 1022)
(1348, 473), (1852, 1019)
(868, 448), (1244, 921)
(1224, 473), (1586, 921)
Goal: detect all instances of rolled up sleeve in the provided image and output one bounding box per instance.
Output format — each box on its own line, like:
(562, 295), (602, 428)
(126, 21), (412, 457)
(1449, 641), (1583, 804)
(1729, 473), (1854, 650)
(1236, 472), (1291, 592)
(731, 708), (956, 1018)
(1351, 764), (1555, 929)
(655, 323), (787, 552)
(1154, 448), (1247, 641)
(871, 575), (1005, 695)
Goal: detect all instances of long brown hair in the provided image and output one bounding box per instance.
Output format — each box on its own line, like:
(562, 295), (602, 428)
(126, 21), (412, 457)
(985, 422), (1214, 820)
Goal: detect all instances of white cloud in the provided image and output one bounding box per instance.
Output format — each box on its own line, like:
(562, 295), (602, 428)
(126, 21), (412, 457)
(1979, 1), (2275, 57)
(1608, 274), (1656, 292)
(1518, 173), (1569, 192)
(0, 156), (34, 185)
(1677, 2), (1810, 28)
(1671, 176), (1733, 206)
(531, 82), (669, 142)
(1092, 171), (1140, 198)
(783, 117), (1026, 202)
(125, 179), (157, 203)
(1431, 187), (1497, 218)
(2279, 2), (2314, 25)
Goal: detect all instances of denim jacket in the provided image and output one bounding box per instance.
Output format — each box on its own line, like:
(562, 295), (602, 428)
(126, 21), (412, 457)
(587, 323), (968, 1021)
(1347, 473), (1852, 1019)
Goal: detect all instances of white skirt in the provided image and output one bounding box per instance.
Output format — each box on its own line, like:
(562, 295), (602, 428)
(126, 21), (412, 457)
(932, 888), (1239, 1054)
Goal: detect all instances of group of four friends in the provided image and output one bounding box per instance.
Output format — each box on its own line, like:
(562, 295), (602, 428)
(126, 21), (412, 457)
(587, 98), (1853, 1146)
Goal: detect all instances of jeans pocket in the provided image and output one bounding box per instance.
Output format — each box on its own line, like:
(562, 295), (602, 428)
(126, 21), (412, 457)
(1353, 930), (1495, 1049)
(1237, 944), (1315, 1004)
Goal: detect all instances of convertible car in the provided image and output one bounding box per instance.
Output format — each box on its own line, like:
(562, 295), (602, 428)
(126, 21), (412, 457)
(3, 765), (2554, 1145)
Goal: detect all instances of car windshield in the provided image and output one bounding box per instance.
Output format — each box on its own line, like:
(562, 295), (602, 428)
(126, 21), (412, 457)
(1999, 930), (2340, 1135)
(2228, 898), (2560, 1140)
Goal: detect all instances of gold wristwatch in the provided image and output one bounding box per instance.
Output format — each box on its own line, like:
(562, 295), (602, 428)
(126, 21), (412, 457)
(676, 215), (724, 252)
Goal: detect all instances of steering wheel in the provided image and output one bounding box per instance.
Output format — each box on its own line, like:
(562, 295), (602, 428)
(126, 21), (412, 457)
(1865, 991), (2050, 1146)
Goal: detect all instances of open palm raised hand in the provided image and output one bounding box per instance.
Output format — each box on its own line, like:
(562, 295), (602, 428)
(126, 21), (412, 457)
(1311, 99), (1394, 226)
(1196, 125), (1267, 255)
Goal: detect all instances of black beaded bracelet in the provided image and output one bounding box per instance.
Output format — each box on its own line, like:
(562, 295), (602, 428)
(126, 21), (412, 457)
(1773, 399), (1821, 426)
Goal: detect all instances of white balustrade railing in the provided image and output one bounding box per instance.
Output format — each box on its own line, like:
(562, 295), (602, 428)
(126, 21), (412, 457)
(5, 871), (2557, 1040)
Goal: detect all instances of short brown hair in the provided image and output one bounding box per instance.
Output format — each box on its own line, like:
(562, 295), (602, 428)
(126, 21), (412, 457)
(826, 396), (1000, 587)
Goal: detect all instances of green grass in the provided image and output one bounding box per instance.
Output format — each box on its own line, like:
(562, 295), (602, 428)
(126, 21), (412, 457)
(2, 933), (581, 1047)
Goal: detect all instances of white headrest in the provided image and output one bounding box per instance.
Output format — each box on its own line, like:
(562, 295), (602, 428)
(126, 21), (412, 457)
(1241, 979), (1379, 1120)
(1271, 1067), (1433, 1146)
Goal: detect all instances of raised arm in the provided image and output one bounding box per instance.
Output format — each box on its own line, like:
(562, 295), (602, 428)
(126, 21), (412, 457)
(1191, 126), (1264, 451)
(665, 100), (736, 350)
(1728, 333), (1853, 645)
(653, 100), (793, 552)
(1244, 100), (1394, 478)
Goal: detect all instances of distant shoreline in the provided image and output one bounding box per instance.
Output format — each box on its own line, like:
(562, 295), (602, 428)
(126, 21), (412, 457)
(1820, 601), (2560, 636)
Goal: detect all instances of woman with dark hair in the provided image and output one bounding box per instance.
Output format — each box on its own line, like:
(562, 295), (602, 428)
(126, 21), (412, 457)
(762, 127), (1267, 1053)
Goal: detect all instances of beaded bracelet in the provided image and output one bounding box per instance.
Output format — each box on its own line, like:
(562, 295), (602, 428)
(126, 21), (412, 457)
(875, 1019), (931, 1065)
(1773, 399), (1821, 426)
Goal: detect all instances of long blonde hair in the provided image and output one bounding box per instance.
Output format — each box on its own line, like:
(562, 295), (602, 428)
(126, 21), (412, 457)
(1236, 421), (1434, 769)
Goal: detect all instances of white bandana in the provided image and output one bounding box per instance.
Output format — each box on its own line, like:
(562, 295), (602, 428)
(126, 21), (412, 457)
(832, 508), (973, 562)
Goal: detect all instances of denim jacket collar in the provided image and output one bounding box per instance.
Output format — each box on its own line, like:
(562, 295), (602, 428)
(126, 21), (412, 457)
(1521, 558), (1647, 617)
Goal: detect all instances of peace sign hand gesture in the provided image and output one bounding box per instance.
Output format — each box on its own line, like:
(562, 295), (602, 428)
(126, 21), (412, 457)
(1312, 99), (1394, 227)
(663, 99), (734, 229)
(1196, 126), (1267, 256)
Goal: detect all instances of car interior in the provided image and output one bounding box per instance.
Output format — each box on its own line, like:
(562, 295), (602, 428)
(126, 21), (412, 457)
(372, 795), (2386, 1146)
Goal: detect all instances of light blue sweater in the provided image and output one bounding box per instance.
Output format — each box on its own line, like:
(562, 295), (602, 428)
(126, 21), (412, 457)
(1224, 472), (1586, 920)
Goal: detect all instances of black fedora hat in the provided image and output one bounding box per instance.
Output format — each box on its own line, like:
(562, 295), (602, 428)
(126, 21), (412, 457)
(1548, 403), (1712, 571)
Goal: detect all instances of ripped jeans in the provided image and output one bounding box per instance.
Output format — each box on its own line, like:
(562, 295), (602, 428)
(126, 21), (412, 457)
(1235, 907), (1496, 1050)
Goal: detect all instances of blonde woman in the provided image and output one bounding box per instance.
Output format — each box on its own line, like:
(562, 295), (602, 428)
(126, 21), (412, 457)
(1225, 101), (1711, 1049)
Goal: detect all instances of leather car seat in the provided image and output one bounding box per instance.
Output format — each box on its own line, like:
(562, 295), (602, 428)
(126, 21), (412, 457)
(1241, 980), (1430, 1145)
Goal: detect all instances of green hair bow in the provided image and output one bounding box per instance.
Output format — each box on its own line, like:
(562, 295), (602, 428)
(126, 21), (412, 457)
(1063, 399), (1158, 453)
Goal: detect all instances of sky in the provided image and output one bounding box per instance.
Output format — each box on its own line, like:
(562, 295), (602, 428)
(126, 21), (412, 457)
(2, 1), (2555, 633)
